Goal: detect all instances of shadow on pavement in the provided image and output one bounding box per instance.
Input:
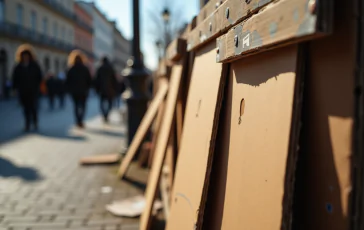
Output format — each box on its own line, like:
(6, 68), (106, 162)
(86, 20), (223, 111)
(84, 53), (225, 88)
(123, 177), (147, 191)
(84, 127), (125, 138)
(0, 156), (42, 182)
(37, 129), (87, 141)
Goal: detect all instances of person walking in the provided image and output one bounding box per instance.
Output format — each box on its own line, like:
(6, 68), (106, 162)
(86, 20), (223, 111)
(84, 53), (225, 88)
(12, 45), (42, 132)
(95, 57), (117, 123)
(56, 70), (66, 108)
(45, 72), (57, 110)
(66, 51), (92, 128)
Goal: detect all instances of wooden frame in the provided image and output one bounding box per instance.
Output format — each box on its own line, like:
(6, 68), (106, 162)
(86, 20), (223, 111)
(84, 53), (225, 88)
(117, 79), (168, 178)
(140, 59), (183, 230)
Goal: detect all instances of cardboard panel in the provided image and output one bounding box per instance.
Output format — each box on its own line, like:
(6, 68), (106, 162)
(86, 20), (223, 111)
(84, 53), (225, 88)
(117, 79), (168, 178)
(293, 0), (356, 229)
(140, 59), (183, 230)
(166, 41), (226, 230)
(218, 45), (300, 230)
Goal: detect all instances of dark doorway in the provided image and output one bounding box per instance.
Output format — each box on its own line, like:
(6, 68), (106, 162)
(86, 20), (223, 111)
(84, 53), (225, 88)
(0, 49), (8, 99)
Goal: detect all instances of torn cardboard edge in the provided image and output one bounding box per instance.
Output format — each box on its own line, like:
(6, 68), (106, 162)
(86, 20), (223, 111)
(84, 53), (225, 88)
(281, 43), (307, 229)
(196, 64), (229, 230)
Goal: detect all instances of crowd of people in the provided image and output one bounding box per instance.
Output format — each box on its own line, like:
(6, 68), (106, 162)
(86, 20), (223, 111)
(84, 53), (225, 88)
(11, 45), (126, 132)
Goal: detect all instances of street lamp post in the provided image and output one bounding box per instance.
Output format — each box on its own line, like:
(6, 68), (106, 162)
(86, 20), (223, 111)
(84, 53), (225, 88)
(162, 8), (170, 55)
(122, 0), (150, 154)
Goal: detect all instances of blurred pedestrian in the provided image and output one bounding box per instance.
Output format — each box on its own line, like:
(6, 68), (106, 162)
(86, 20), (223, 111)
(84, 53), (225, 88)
(11, 44), (42, 132)
(66, 50), (91, 128)
(45, 72), (57, 110)
(95, 57), (117, 123)
(57, 70), (66, 108)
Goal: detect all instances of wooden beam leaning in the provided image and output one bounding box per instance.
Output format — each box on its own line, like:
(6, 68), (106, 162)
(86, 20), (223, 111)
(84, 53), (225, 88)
(187, 0), (274, 51)
(216, 0), (334, 62)
(117, 79), (168, 179)
(166, 39), (187, 62)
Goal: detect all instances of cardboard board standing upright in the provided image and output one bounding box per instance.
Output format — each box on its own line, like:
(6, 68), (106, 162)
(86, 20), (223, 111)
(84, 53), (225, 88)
(166, 41), (226, 230)
(216, 45), (302, 230)
(292, 0), (359, 229)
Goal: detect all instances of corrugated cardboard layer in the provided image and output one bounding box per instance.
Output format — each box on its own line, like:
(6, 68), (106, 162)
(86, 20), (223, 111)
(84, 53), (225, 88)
(220, 45), (298, 230)
(167, 41), (225, 230)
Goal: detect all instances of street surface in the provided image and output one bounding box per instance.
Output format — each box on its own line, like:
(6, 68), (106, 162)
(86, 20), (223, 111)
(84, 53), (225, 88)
(0, 95), (146, 230)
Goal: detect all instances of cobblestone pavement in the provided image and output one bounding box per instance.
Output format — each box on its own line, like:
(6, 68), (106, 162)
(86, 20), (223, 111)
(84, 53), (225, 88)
(0, 96), (147, 230)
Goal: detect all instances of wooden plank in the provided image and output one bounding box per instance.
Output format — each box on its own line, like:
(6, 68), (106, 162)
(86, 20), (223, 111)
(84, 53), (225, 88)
(148, 95), (166, 168)
(196, 0), (227, 26)
(217, 0), (333, 62)
(79, 154), (120, 165)
(160, 131), (176, 219)
(117, 79), (168, 178)
(140, 60), (183, 230)
(217, 45), (301, 230)
(188, 0), (273, 51)
(166, 41), (227, 230)
(166, 39), (187, 62)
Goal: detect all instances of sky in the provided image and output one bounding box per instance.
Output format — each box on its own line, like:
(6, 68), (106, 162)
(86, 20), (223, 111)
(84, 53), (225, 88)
(87, 0), (199, 70)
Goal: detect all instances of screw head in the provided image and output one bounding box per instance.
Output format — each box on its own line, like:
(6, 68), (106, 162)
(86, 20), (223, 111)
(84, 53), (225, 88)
(234, 35), (239, 47)
(215, 2), (219, 8)
(225, 7), (230, 19)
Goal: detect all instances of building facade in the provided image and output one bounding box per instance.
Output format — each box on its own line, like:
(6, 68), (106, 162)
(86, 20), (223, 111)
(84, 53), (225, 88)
(77, 2), (113, 71)
(112, 23), (130, 78)
(0, 0), (78, 98)
(74, 2), (93, 73)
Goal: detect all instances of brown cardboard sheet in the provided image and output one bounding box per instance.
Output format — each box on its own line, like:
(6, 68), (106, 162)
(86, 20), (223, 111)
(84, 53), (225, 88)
(117, 79), (168, 178)
(166, 41), (226, 230)
(216, 45), (300, 230)
(293, 0), (355, 229)
(139, 59), (183, 230)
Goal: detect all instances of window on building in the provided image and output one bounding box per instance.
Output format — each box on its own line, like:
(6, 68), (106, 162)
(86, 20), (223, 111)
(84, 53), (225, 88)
(42, 17), (48, 35)
(0, 0), (5, 22)
(31, 11), (37, 32)
(53, 22), (58, 39)
(16, 4), (23, 26)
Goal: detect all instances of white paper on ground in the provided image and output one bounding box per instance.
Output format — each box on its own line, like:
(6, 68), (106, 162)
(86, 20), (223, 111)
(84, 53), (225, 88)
(106, 195), (163, 218)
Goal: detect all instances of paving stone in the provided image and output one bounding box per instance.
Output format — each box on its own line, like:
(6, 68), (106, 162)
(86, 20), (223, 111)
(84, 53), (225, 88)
(0, 100), (147, 230)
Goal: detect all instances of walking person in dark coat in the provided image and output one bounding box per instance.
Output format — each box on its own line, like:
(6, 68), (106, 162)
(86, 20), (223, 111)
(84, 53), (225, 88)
(45, 72), (57, 110)
(95, 57), (117, 123)
(12, 45), (42, 132)
(66, 52), (92, 128)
